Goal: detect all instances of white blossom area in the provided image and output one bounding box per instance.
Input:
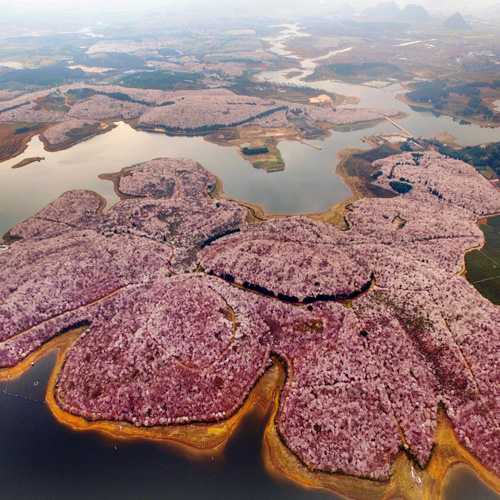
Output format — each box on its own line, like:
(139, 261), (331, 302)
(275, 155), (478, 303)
(68, 94), (147, 120)
(212, 62), (247, 78)
(285, 103), (400, 126)
(55, 275), (272, 426)
(0, 158), (245, 364)
(0, 232), (173, 352)
(0, 90), (22, 101)
(200, 216), (376, 303)
(0, 85), (401, 135)
(0, 102), (67, 123)
(11, 190), (103, 241)
(0, 89), (57, 114)
(138, 89), (285, 131)
(430, 276), (500, 474)
(146, 59), (247, 78)
(85, 39), (181, 55)
(2, 152), (500, 481)
(347, 197), (485, 275)
(117, 158), (216, 200)
(371, 151), (500, 217)
(98, 197), (247, 273)
(245, 108), (289, 128)
(79, 84), (165, 104)
(0, 85), (160, 125)
(199, 192), (484, 301)
(41, 119), (100, 149)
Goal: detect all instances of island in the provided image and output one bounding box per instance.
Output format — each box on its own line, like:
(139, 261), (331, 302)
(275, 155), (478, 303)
(1, 150), (500, 499)
(11, 156), (44, 169)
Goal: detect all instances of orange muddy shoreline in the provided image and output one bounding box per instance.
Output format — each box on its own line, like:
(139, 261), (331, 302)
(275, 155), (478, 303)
(2, 332), (500, 500)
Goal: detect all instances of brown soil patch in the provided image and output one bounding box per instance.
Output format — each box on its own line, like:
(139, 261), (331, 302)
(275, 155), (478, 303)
(0, 123), (48, 162)
(11, 156), (44, 169)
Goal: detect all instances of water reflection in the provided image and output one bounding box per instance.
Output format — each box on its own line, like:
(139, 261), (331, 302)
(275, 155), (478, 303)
(442, 466), (500, 500)
(0, 350), (346, 500)
(0, 122), (355, 236)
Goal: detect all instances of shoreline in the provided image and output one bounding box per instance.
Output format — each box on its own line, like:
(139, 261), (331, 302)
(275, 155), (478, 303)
(0, 122), (49, 162)
(0, 120), (117, 164)
(206, 142), (363, 227)
(39, 121), (117, 153)
(395, 93), (500, 129)
(3, 335), (500, 500)
(2, 128), (500, 499)
(49, 346), (282, 457)
(308, 147), (363, 226)
(461, 213), (500, 304)
(263, 396), (500, 500)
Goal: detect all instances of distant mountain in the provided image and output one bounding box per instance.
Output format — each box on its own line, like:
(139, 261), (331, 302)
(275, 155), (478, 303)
(375, 1), (401, 17)
(362, 1), (400, 18)
(443, 12), (469, 30)
(337, 2), (356, 16)
(398, 4), (432, 22)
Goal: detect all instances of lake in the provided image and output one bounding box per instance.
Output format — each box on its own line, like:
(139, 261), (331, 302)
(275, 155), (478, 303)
(0, 351), (344, 500)
(1, 350), (499, 500)
(1, 102), (498, 239)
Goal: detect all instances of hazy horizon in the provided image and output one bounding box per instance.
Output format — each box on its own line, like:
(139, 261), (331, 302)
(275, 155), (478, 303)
(0, 0), (498, 18)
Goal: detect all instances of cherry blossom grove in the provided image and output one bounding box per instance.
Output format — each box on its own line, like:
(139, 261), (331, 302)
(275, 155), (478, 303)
(1, 152), (500, 481)
(0, 84), (400, 146)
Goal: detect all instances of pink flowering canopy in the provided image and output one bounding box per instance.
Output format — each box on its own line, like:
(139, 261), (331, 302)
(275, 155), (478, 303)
(0, 85), (400, 142)
(2, 154), (500, 480)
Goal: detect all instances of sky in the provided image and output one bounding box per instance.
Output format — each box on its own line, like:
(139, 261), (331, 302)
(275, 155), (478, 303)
(0, 0), (497, 11)
(0, 0), (497, 17)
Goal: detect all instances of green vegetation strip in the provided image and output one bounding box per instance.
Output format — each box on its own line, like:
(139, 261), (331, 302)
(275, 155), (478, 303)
(465, 215), (500, 305)
(117, 70), (204, 90)
(341, 144), (400, 198)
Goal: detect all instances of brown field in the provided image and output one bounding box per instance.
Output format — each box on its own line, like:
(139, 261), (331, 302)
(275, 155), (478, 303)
(0, 123), (47, 162)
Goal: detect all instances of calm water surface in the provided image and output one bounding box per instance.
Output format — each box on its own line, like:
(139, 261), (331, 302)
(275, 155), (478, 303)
(0, 351), (344, 500)
(442, 466), (500, 500)
(2, 353), (499, 499)
(1, 62), (499, 236)
(0, 122), (356, 237)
